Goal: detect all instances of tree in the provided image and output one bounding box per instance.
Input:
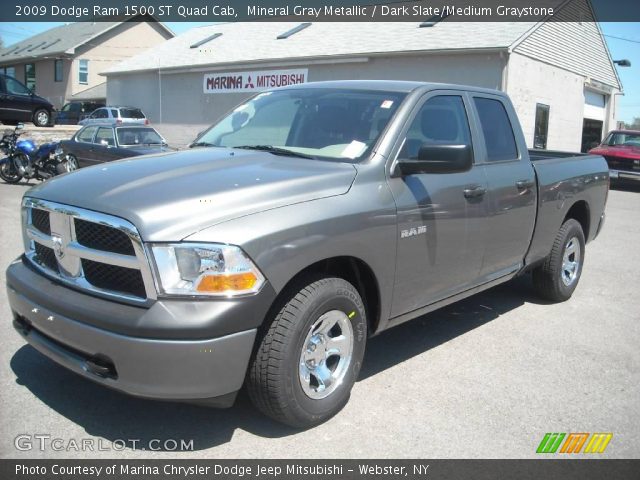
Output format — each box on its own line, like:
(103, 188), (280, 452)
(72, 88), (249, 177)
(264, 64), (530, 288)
(625, 117), (640, 130)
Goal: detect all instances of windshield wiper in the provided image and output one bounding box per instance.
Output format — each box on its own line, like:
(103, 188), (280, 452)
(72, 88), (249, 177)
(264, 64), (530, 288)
(234, 145), (314, 159)
(190, 141), (216, 147)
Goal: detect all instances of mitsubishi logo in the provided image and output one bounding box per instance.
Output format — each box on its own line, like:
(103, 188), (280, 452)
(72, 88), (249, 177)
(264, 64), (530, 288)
(51, 234), (64, 260)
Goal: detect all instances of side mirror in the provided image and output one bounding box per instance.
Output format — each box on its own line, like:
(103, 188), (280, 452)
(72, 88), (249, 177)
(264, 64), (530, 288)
(396, 144), (473, 176)
(15, 123), (24, 131)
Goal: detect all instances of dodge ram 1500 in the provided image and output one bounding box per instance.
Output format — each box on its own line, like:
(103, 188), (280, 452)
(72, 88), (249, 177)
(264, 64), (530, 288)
(6, 81), (609, 427)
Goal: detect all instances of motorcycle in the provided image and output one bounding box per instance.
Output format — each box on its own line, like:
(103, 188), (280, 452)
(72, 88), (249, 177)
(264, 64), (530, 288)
(0, 123), (71, 184)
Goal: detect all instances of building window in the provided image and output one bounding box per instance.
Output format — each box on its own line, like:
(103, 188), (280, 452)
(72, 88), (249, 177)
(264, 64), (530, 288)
(1, 66), (16, 78)
(24, 63), (35, 91)
(534, 103), (550, 150)
(78, 59), (88, 84)
(54, 59), (63, 82)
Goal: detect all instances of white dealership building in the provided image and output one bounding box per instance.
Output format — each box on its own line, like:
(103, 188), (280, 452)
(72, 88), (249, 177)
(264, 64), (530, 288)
(103, 0), (622, 151)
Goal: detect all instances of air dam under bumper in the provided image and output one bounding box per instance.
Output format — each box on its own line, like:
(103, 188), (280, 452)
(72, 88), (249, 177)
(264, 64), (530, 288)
(7, 261), (257, 406)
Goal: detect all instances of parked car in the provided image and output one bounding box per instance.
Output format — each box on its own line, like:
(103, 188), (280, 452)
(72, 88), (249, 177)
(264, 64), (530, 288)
(55, 101), (105, 125)
(7, 81), (609, 428)
(589, 129), (640, 183)
(0, 73), (55, 127)
(78, 106), (148, 126)
(59, 123), (172, 168)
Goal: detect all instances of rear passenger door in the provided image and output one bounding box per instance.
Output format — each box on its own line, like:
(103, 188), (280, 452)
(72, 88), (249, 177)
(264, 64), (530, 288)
(387, 92), (489, 317)
(470, 94), (536, 280)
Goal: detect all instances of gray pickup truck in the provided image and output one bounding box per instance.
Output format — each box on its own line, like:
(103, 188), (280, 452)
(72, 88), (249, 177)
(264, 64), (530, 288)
(6, 81), (608, 427)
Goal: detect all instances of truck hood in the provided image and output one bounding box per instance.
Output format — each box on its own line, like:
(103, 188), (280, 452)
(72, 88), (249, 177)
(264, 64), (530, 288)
(26, 148), (357, 241)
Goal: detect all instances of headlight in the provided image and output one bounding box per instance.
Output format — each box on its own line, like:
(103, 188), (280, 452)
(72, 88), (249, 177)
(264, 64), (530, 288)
(150, 243), (265, 296)
(54, 146), (63, 156)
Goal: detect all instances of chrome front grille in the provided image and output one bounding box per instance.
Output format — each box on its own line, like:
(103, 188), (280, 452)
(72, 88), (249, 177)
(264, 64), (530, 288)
(22, 198), (156, 303)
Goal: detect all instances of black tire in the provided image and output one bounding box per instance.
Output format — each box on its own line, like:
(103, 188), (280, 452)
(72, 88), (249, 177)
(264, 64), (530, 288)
(247, 275), (367, 428)
(55, 162), (68, 175)
(532, 219), (585, 302)
(0, 158), (23, 184)
(33, 109), (50, 127)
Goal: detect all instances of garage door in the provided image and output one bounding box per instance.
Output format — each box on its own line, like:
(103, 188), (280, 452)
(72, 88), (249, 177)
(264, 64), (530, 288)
(584, 89), (606, 121)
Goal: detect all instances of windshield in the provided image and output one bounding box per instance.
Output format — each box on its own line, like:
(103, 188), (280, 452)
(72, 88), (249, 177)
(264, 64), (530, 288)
(61, 103), (80, 112)
(116, 127), (163, 145)
(195, 88), (406, 161)
(605, 132), (640, 147)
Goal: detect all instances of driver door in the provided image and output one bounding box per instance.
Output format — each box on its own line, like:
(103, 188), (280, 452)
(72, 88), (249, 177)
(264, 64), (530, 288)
(387, 92), (489, 317)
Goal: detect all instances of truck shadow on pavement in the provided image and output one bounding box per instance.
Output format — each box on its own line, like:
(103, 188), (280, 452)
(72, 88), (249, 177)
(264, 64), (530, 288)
(10, 275), (543, 450)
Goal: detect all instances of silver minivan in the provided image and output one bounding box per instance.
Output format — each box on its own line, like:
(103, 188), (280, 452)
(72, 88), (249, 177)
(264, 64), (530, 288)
(78, 106), (148, 126)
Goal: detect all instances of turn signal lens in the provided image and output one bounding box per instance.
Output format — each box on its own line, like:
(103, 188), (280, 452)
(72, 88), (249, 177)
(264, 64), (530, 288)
(196, 272), (258, 293)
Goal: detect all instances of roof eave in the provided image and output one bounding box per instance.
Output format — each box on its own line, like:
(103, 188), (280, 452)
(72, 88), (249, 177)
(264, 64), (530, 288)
(102, 46), (510, 77)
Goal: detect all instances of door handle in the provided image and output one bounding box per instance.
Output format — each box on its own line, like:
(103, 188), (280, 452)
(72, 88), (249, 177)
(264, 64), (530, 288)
(516, 179), (535, 190)
(463, 185), (487, 199)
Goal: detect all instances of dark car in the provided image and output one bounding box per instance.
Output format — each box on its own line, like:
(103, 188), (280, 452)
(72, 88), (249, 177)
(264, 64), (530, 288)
(589, 130), (640, 183)
(60, 123), (172, 169)
(0, 73), (55, 127)
(55, 101), (105, 125)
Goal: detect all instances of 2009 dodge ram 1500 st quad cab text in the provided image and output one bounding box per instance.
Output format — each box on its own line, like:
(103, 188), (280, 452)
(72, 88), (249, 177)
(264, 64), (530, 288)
(7, 81), (608, 427)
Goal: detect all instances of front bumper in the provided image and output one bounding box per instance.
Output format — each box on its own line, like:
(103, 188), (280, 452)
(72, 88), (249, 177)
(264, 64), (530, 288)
(6, 259), (265, 404)
(610, 169), (640, 181)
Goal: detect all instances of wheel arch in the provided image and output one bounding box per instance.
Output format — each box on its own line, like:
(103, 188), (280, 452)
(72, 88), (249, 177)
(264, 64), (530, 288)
(269, 256), (382, 336)
(563, 200), (590, 240)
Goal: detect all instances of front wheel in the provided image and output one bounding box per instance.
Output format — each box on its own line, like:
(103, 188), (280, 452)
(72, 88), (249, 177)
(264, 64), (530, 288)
(247, 276), (367, 428)
(532, 219), (585, 302)
(33, 109), (50, 127)
(0, 158), (23, 183)
(65, 154), (79, 171)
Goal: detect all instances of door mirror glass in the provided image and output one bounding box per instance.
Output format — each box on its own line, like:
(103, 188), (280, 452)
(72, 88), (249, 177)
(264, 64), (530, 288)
(16, 123), (24, 131)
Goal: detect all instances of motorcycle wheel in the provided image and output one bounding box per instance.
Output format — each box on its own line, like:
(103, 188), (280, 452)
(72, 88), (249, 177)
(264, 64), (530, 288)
(56, 161), (70, 174)
(0, 158), (24, 184)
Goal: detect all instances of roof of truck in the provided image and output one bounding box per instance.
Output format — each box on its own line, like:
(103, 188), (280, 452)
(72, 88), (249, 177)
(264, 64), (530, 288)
(278, 79), (509, 97)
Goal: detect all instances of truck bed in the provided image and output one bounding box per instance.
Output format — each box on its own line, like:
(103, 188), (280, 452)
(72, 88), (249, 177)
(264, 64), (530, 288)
(525, 152), (609, 267)
(528, 149), (589, 161)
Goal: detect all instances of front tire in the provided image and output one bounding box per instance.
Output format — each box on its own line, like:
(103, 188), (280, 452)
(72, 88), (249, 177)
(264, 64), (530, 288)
(247, 276), (367, 428)
(532, 219), (585, 302)
(0, 158), (24, 183)
(33, 109), (50, 127)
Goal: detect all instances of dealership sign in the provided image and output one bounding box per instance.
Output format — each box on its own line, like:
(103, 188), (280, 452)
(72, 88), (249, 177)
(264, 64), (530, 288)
(203, 69), (308, 93)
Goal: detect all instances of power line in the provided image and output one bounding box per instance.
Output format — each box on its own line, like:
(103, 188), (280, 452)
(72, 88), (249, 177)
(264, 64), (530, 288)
(603, 33), (640, 45)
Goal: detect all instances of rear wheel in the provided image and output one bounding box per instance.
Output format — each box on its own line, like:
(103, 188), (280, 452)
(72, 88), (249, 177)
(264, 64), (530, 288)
(532, 219), (585, 302)
(247, 276), (367, 428)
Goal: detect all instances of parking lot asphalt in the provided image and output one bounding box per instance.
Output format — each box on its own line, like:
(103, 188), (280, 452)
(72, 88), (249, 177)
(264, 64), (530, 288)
(0, 180), (638, 459)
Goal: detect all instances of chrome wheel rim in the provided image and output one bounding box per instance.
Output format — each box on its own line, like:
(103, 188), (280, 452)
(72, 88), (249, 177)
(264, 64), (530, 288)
(561, 236), (581, 286)
(67, 156), (78, 171)
(36, 111), (49, 125)
(299, 310), (354, 400)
